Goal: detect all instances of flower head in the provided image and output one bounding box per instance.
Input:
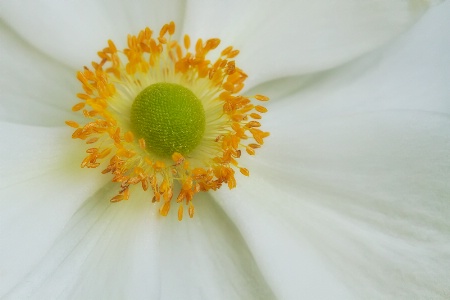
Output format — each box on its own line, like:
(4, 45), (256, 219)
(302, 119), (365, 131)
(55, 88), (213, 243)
(0, 1), (449, 299)
(68, 22), (269, 219)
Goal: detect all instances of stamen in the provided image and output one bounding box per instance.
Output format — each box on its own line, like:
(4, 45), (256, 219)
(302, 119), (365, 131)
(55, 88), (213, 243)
(68, 21), (269, 220)
(255, 94), (270, 101)
(184, 35), (190, 49)
(65, 120), (80, 128)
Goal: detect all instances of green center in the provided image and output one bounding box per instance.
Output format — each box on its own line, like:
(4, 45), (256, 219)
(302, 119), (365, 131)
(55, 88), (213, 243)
(130, 83), (205, 157)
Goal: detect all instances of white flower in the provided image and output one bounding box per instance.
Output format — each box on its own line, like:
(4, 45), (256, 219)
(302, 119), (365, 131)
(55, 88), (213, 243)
(1, 0), (449, 299)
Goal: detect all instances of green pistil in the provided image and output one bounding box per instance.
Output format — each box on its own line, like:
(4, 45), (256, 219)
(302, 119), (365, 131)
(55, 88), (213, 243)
(130, 82), (206, 157)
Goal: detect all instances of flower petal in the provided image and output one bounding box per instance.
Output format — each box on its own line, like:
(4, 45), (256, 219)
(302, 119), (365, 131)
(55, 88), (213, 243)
(0, 123), (106, 296)
(0, 0), (186, 69)
(4, 192), (274, 299)
(231, 112), (450, 299)
(216, 4), (450, 298)
(0, 123), (85, 188)
(0, 23), (76, 126)
(182, 0), (438, 88)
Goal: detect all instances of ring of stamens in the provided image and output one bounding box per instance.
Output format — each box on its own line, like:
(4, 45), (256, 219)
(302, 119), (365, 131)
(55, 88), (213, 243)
(67, 21), (269, 220)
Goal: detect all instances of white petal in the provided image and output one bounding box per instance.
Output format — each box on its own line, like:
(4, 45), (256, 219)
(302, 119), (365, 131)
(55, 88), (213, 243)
(0, 0), (186, 69)
(182, 0), (438, 88)
(230, 112), (450, 299)
(0, 123), (106, 296)
(216, 4), (450, 299)
(0, 23), (76, 126)
(263, 2), (450, 121)
(215, 189), (357, 300)
(5, 192), (274, 299)
(0, 123), (85, 188)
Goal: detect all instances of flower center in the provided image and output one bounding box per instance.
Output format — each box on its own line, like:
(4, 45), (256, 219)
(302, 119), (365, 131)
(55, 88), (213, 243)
(130, 83), (205, 157)
(67, 21), (270, 220)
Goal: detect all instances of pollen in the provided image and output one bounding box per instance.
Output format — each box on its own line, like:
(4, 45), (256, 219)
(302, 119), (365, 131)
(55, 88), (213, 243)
(67, 21), (269, 220)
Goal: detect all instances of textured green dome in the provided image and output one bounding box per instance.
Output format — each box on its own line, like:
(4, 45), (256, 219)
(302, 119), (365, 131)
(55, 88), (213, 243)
(130, 83), (205, 157)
